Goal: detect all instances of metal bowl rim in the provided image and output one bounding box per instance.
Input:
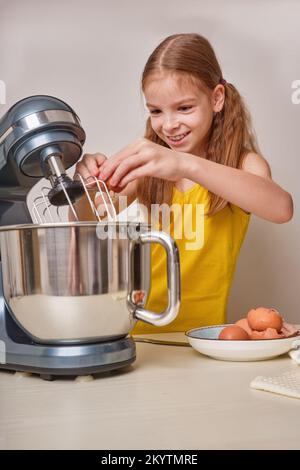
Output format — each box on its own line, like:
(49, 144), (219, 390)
(0, 221), (151, 232)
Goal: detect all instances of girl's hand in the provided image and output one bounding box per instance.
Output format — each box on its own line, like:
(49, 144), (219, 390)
(74, 152), (124, 192)
(74, 153), (107, 182)
(98, 138), (184, 189)
(72, 152), (120, 221)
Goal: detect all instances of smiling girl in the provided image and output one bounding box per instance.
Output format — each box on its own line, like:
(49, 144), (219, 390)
(75, 33), (293, 333)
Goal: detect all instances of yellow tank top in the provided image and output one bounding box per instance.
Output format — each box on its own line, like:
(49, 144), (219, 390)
(132, 183), (251, 334)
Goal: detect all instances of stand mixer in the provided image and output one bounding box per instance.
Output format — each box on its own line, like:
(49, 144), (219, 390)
(0, 95), (181, 379)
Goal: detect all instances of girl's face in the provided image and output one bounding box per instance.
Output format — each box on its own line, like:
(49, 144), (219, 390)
(144, 72), (223, 156)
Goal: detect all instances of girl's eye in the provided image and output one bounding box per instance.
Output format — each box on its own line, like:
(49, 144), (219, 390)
(149, 106), (192, 115)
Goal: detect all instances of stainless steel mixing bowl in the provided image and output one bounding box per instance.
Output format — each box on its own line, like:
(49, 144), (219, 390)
(0, 222), (180, 344)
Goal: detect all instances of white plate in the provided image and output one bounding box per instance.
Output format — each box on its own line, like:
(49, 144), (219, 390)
(186, 324), (300, 361)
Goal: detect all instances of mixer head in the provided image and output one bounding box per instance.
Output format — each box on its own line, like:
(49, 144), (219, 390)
(0, 95), (85, 177)
(0, 95), (90, 224)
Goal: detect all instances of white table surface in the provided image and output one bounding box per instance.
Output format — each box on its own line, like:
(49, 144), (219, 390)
(0, 332), (300, 450)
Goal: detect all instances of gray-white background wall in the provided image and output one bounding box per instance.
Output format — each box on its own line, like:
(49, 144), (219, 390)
(0, 0), (299, 323)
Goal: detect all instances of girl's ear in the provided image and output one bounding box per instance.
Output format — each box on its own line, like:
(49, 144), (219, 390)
(212, 84), (225, 113)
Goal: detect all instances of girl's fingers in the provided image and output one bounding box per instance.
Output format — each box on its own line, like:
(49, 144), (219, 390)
(109, 153), (146, 186)
(99, 158), (120, 181)
(75, 154), (106, 177)
(74, 161), (93, 181)
(94, 153), (107, 173)
(100, 139), (144, 178)
(100, 153), (128, 180)
(119, 163), (153, 187)
(82, 155), (100, 176)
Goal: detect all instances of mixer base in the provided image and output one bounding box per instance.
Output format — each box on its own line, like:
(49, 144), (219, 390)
(0, 356), (136, 380)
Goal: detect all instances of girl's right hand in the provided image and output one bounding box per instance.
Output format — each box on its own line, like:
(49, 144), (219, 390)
(72, 153), (112, 220)
(74, 153), (107, 181)
(74, 153), (123, 193)
(72, 152), (138, 220)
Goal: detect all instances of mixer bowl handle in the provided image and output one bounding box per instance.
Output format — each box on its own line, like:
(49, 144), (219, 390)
(132, 230), (181, 327)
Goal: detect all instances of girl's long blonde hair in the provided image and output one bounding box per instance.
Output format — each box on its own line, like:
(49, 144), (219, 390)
(137, 33), (259, 216)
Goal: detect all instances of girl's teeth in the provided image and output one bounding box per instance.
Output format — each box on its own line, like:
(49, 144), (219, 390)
(169, 133), (188, 141)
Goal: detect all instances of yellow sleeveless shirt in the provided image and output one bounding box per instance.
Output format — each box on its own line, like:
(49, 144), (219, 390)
(132, 183), (251, 334)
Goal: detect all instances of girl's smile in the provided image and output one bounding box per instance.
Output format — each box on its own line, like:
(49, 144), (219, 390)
(166, 131), (191, 146)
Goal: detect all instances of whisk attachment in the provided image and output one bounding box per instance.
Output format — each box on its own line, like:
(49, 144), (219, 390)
(32, 174), (117, 223)
(75, 174), (117, 222)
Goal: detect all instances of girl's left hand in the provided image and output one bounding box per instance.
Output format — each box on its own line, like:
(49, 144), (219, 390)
(98, 138), (184, 189)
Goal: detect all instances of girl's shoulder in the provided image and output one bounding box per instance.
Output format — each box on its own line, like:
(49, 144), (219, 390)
(240, 151), (272, 179)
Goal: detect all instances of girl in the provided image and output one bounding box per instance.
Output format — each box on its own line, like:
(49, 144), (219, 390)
(75, 33), (293, 334)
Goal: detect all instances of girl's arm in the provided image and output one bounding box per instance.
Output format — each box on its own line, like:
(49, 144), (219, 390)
(97, 139), (293, 224)
(181, 151), (293, 223)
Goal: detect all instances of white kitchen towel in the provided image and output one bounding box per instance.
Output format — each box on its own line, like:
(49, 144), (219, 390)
(289, 343), (300, 364)
(250, 370), (300, 399)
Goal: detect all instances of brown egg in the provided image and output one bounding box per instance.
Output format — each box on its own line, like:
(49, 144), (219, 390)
(219, 325), (250, 340)
(247, 307), (283, 332)
(250, 328), (284, 340)
(235, 318), (253, 335)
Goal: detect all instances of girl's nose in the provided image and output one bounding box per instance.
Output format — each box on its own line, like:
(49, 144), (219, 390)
(163, 116), (180, 134)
